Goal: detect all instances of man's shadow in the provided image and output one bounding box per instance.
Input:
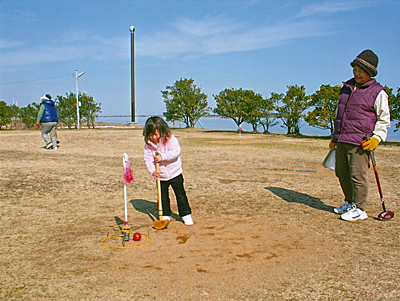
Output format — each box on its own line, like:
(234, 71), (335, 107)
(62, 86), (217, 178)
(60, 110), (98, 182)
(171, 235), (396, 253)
(265, 187), (335, 213)
(129, 199), (181, 221)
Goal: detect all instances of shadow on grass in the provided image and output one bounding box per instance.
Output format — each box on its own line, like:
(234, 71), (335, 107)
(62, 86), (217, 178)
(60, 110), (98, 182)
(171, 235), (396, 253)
(129, 199), (181, 221)
(265, 186), (335, 213)
(113, 216), (125, 226)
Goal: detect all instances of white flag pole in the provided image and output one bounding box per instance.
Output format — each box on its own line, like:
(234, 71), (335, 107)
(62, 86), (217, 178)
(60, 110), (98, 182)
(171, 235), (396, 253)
(124, 183), (128, 225)
(123, 155), (128, 226)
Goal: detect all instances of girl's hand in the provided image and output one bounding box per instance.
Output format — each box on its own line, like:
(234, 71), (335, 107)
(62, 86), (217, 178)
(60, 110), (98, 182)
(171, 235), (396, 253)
(152, 170), (160, 179)
(154, 154), (162, 163)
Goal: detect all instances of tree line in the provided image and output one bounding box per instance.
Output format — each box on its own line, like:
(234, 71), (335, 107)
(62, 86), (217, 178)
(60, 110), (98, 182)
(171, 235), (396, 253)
(1, 78), (399, 134)
(0, 92), (101, 130)
(162, 78), (400, 134)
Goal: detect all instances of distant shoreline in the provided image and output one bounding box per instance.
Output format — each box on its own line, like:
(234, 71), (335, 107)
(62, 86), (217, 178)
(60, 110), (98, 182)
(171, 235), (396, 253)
(95, 115), (400, 141)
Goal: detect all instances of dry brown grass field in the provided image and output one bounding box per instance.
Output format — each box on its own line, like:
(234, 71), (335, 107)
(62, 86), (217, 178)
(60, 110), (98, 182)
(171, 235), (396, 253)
(1, 126), (399, 300)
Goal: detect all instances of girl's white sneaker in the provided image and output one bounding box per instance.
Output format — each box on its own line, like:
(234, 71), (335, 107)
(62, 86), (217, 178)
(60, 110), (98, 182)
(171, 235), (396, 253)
(182, 214), (193, 226)
(161, 216), (171, 221)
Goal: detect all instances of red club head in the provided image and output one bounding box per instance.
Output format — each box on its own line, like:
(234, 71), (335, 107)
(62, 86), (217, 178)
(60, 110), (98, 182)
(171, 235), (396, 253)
(378, 211), (394, 221)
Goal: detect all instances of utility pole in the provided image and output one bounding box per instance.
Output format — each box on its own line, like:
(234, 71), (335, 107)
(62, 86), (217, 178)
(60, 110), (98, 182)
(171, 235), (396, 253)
(130, 26), (136, 123)
(76, 70), (85, 130)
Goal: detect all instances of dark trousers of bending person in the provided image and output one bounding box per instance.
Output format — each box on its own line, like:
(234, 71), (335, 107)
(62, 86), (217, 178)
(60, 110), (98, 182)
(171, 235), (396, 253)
(160, 174), (192, 218)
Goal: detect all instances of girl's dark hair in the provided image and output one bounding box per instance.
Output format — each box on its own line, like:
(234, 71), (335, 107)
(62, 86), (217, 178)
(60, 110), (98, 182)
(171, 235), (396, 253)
(143, 116), (171, 143)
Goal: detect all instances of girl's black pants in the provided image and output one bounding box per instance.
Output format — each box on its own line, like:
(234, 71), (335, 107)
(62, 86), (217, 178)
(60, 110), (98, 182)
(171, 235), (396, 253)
(160, 174), (191, 217)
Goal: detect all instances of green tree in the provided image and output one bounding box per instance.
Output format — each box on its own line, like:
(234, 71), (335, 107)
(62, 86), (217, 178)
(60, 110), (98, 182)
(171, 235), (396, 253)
(214, 88), (272, 132)
(19, 103), (39, 129)
(9, 104), (20, 129)
(274, 85), (310, 135)
(305, 84), (341, 134)
(79, 92), (102, 128)
(56, 92), (78, 129)
(0, 100), (12, 129)
(162, 78), (210, 128)
(388, 86), (400, 132)
(213, 88), (248, 128)
(241, 90), (264, 132)
(258, 95), (278, 133)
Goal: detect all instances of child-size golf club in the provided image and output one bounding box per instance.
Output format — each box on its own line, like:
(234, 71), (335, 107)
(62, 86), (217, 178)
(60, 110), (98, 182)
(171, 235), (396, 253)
(153, 161), (170, 230)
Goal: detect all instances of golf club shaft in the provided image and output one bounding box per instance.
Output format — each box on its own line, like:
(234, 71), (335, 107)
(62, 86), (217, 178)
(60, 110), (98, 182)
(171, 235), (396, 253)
(364, 134), (394, 220)
(156, 162), (163, 218)
(370, 149), (387, 212)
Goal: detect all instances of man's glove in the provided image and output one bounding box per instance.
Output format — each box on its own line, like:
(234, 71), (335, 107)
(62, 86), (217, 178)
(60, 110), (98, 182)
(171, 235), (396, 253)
(361, 137), (380, 151)
(36, 123), (40, 127)
(329, 140), (336, 149)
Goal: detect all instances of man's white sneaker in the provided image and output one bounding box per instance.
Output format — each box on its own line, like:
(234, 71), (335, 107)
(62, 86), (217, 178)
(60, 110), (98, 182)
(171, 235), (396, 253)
(340, 205), (368, 221)
(161, 216), (171, 221)
(182, 214), (193, 226)
(334, 201), (352, 214)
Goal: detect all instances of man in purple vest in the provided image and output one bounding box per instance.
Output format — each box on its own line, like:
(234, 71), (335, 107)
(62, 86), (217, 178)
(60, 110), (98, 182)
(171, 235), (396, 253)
(329, 50), (390, 221)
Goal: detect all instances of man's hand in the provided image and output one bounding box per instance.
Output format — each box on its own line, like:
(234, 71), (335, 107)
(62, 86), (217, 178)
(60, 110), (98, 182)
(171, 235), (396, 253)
(329, 140), (336, 149)
(361, 137), (380, 151)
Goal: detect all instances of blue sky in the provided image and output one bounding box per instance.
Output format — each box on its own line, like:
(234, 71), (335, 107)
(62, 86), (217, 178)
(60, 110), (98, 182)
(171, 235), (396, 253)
(1, 0), (399, 118)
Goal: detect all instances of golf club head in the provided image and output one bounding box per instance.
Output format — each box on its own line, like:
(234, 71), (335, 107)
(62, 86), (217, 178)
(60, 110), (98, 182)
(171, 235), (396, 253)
(378, 211), (394, 221)
(153, 219), (169, 230)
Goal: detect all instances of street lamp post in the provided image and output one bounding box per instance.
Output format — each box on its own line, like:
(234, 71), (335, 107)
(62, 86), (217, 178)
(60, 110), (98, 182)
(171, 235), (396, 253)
(130, 26), (136, 123)
(75, 70), (85, 130)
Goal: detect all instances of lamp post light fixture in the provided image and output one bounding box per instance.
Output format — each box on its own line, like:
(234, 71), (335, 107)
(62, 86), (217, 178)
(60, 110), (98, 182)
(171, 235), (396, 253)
(130, 26), (136, 123)
(75, 70), (85, 130)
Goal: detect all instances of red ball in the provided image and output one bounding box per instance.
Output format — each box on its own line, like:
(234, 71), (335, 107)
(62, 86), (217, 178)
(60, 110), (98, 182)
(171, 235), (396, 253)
(133, 232), (141, 241)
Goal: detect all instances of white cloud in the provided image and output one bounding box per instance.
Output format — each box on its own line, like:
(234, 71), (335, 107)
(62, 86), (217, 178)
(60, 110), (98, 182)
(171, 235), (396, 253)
(0, 45), (86, 67)
(0, 29), (126, 67)
(294, 0), (375, 18)
(234, 0), (266, 10)
(136, 16), (335, 60)
(0, 14), (336, 67)
(0, 1), (376, 67)
(0, 39), (24, 49)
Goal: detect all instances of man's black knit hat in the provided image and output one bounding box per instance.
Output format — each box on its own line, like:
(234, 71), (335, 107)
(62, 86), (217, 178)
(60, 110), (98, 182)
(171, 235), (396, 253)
(350, 49), (378, 77)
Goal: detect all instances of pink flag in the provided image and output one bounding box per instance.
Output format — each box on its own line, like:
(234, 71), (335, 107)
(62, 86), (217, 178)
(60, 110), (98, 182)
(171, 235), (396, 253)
(123, 153), (134, 184)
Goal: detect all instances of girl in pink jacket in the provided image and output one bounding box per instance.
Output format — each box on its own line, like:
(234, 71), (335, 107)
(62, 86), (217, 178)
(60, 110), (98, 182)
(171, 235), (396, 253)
(143, 116), (193, 225)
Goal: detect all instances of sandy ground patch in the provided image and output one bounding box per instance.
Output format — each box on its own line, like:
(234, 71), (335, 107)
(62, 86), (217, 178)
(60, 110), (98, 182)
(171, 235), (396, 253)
(1, 128), (399, 300)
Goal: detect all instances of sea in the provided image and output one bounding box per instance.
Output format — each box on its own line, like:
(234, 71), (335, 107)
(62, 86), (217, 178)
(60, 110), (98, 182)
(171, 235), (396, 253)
(96, 115), (400, 141)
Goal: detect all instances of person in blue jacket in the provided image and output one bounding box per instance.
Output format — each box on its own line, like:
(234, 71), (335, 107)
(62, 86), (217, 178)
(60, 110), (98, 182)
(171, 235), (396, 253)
(36, 94), (59, 149)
